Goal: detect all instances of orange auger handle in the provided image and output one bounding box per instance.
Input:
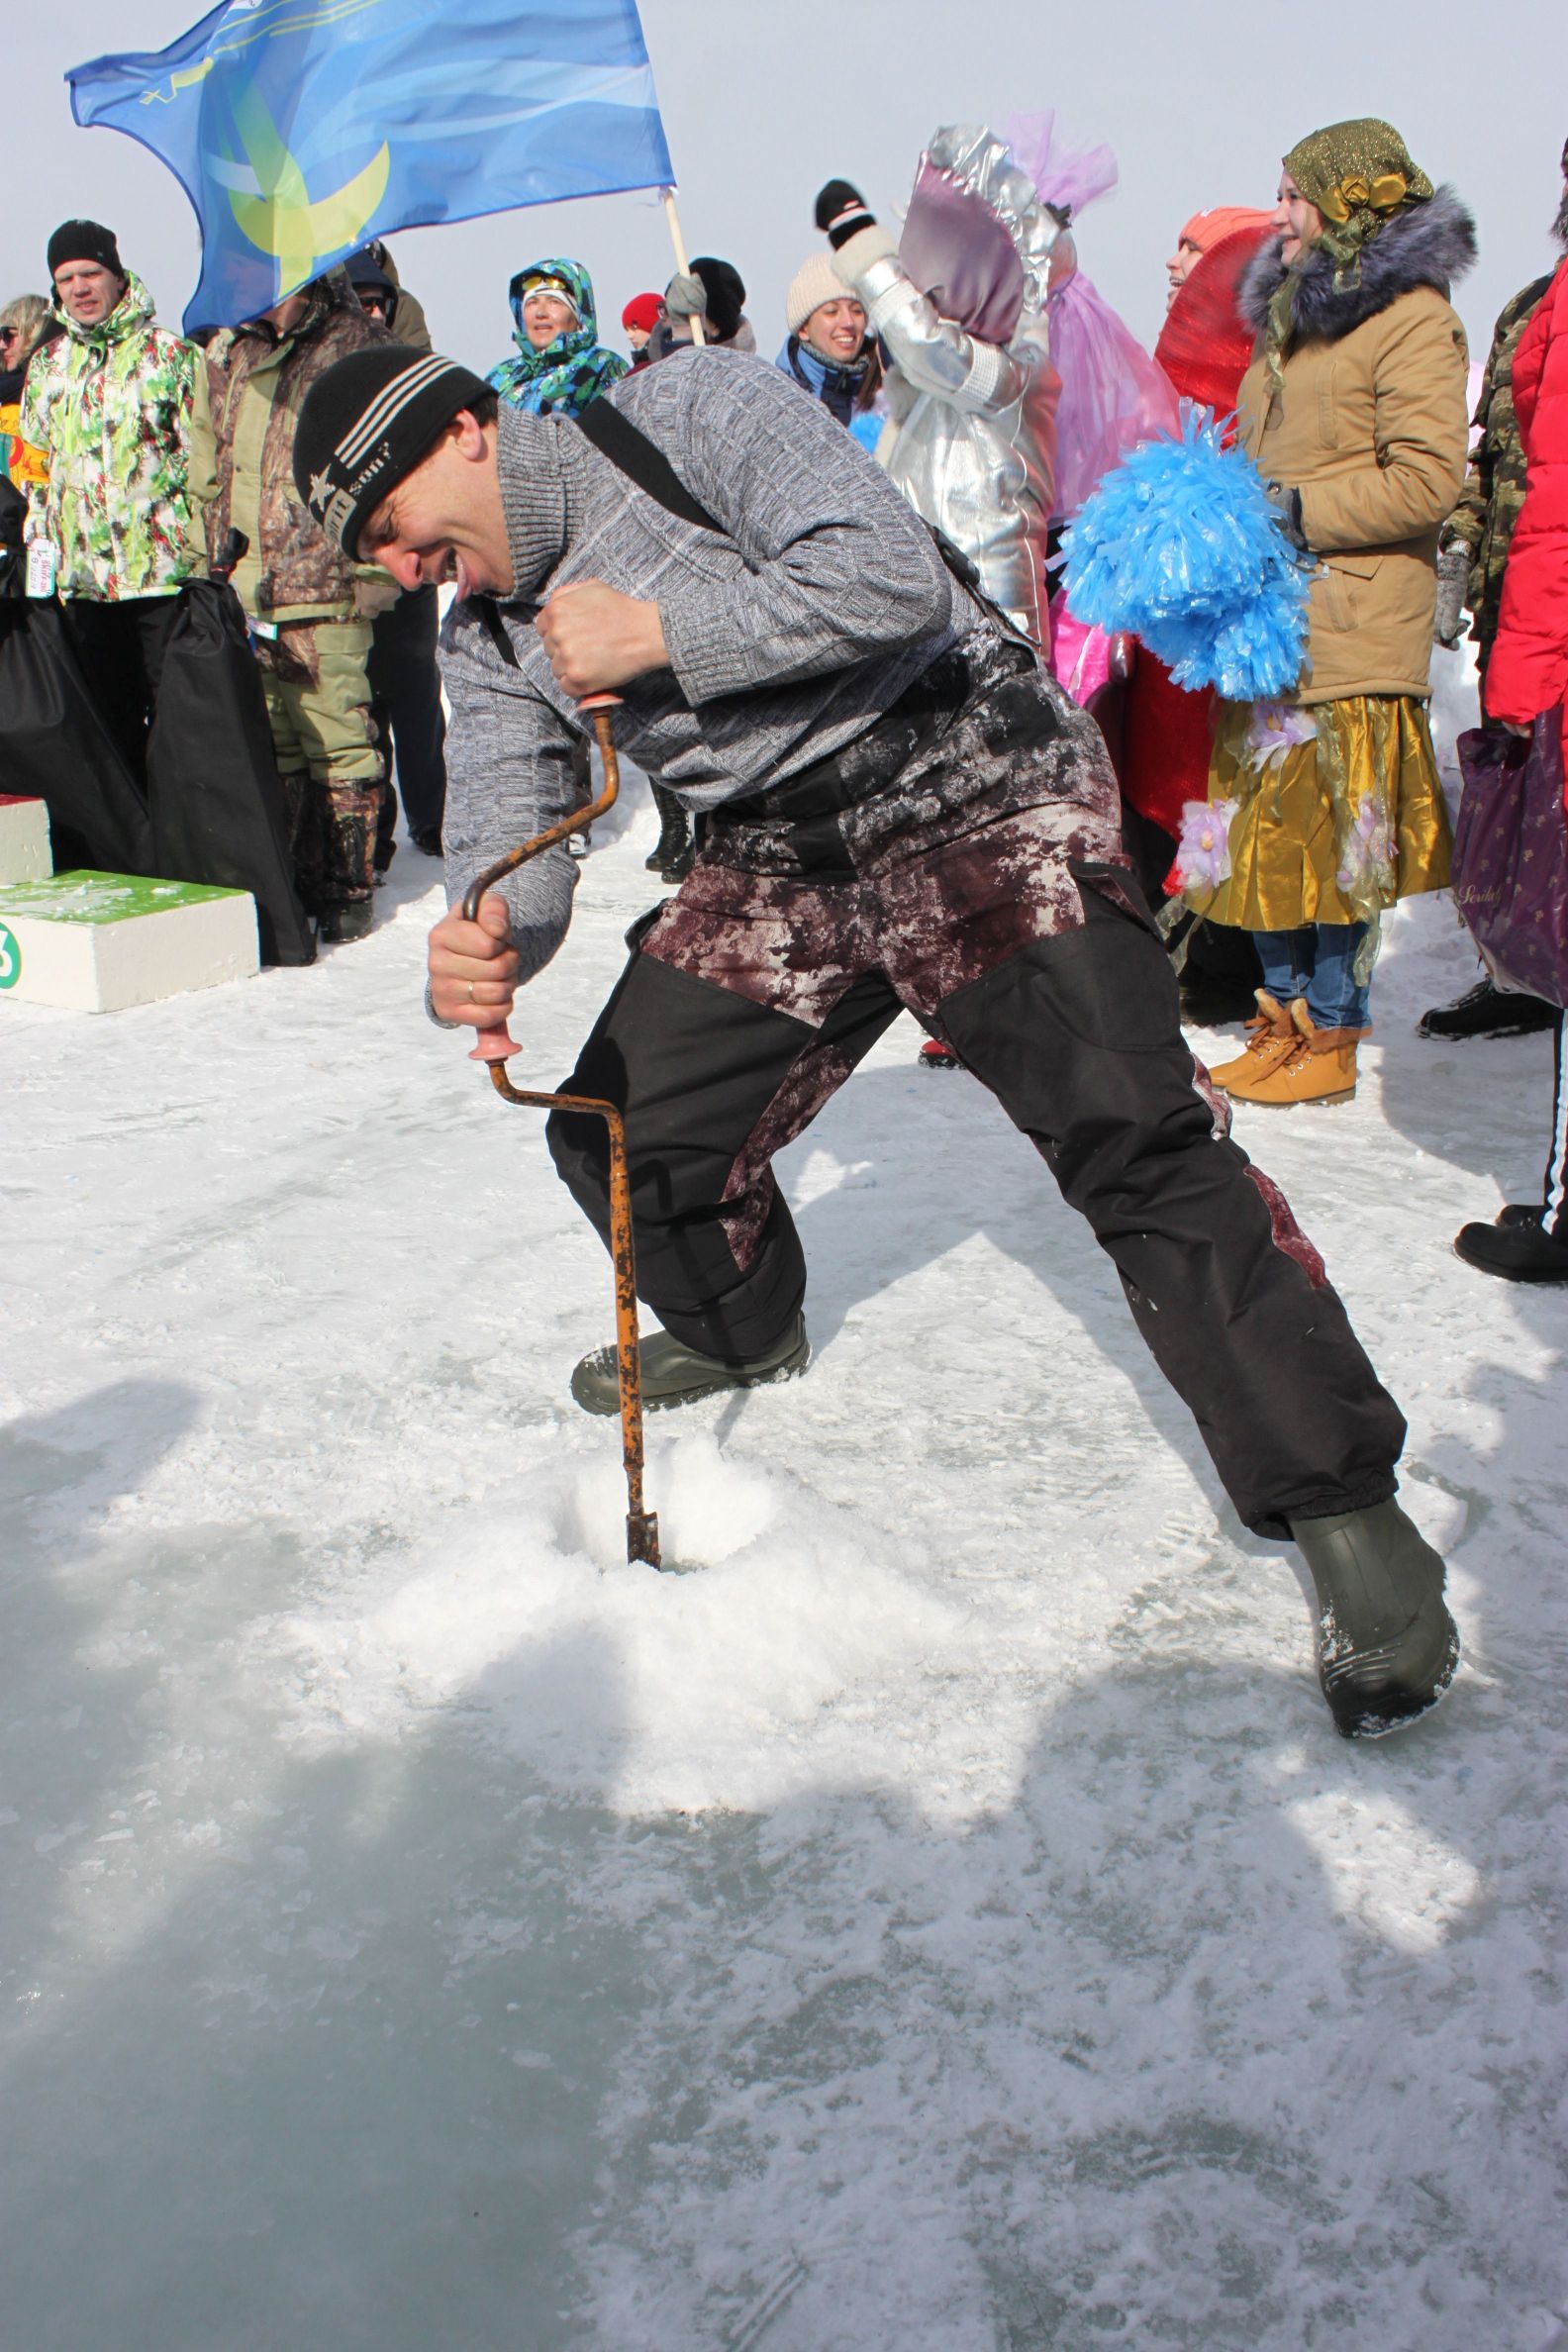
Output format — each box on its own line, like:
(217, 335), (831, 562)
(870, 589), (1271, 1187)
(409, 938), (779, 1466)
(460, 697), (660, 1571)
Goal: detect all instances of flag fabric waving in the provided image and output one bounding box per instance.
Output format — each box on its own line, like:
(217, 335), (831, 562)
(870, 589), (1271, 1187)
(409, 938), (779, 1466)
(67, 0), (675, 335)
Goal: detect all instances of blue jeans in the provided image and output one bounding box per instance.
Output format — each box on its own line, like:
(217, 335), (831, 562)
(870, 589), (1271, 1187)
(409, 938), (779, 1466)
(1251, 923), (1372, 1030)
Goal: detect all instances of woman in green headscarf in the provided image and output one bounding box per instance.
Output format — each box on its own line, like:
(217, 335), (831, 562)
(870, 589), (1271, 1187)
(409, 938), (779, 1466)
(1191, 119), (1475, 1107)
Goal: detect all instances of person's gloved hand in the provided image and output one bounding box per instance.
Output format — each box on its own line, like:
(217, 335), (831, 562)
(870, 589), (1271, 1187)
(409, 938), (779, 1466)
(1262, 480), (1308, 551)
(814, 178), (876, 247)
(663, 270), (707, 322)
(1433, 540), (1469, 647)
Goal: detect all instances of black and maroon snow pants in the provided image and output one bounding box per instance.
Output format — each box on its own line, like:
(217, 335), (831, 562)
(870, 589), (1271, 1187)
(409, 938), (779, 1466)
(547, 638), (1406, 1538)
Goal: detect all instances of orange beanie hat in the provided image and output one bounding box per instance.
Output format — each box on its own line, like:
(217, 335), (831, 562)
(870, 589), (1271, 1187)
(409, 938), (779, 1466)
(1178, 206), (1276, 254)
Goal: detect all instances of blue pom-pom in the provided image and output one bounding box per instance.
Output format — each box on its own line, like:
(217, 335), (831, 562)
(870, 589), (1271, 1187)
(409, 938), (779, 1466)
(1061, 404), (1311, 701)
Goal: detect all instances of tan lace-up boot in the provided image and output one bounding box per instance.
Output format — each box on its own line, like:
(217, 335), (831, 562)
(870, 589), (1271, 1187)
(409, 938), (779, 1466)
(1233, 1000), (1367, 1106)
(1207, 990), (1301, 1092)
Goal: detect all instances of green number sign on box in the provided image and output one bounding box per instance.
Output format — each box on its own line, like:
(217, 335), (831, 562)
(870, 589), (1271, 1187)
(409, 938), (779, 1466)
(0, 922), (20, 990)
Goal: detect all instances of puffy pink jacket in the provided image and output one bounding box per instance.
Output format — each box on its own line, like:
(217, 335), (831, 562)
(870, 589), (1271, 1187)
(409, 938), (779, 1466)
(1487, 254), (1568, 788)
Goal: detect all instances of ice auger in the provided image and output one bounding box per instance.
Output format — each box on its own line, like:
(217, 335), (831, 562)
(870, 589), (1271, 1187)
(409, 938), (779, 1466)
(462, 696), (660, 1570)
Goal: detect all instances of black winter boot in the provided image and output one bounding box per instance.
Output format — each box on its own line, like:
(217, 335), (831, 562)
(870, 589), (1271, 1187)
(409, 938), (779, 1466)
(645, 786), (693, 883)
(571, 1314), (810, 1416)
(318, 898), (373, 943)
(1291, 1500), (1460, 1738)
(1453, 1218), (1568, 1283)
(1418, 978), (1557, 1040)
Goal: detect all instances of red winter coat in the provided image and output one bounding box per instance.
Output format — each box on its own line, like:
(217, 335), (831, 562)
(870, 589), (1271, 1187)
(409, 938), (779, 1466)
(1486, 254), (1568, 785)
(1122, 226), (1275, 849)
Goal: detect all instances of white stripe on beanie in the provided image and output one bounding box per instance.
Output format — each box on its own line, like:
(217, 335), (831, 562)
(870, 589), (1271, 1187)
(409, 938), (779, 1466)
(337, 354), (456, 468)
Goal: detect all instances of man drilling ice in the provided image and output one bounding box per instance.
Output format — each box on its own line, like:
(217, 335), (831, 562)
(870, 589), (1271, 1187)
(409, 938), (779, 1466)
(293, 339), (1461, 1741)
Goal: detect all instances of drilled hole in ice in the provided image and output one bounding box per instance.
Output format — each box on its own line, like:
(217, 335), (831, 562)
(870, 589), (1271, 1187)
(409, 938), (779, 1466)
(551, 1432), (779, 1574)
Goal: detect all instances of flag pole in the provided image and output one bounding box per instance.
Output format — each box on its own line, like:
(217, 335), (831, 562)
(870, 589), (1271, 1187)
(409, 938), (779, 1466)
(660, 186), (706, 347)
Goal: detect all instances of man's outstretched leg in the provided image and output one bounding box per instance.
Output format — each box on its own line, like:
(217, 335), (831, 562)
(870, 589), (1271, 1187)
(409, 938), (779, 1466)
(546, 944), (900, 1406)
(936, 867), (1459, 1738)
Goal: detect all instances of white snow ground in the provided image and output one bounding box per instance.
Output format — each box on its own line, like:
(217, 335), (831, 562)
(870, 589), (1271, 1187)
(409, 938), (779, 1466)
(4, 770), (1567, 2352)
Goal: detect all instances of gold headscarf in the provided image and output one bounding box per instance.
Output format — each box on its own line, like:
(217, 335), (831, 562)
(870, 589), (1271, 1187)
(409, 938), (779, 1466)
(1265, 118), (1433, 410)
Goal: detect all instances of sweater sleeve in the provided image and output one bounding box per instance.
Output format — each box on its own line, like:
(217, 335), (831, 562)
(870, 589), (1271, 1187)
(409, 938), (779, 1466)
(1299, 300), (1470, 552)
(653, 354), (953, 706)
(438, 603), (583, 986)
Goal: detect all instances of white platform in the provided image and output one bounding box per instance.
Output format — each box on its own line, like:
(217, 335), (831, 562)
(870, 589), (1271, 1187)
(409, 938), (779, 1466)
(0, 796), (51, 886)
(0, 869), (259, 1012)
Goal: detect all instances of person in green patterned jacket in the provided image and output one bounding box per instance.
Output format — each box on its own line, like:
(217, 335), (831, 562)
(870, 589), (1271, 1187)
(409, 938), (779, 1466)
(21, 219), (206, 782)
(1421, 138), (1568, 1042)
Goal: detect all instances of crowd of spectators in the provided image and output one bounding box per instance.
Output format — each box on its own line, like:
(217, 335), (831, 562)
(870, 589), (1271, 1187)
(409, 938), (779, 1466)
(3, 115), (1566, 1281)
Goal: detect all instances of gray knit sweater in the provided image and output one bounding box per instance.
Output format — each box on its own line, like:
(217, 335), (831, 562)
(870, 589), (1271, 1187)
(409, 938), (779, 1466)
(440, 347), (975, 984)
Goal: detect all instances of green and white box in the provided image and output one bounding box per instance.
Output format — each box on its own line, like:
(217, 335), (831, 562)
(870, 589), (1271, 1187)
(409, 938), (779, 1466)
(0, 871), (259, 1013)
(0, 796), (52, 886)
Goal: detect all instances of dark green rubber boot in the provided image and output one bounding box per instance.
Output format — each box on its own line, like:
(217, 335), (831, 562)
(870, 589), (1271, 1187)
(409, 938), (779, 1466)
(1291, 1500), (1460, 1739)
(570, 1314), (811, 1417)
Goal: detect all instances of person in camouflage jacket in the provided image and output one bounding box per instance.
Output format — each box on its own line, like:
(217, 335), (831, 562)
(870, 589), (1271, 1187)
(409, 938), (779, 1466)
(198, 273), (393, 939)
(345, 242), (448, 856)
(1421, 140), (1568, 1042)
(21, 221), (207, 778)
(1439, 271), (1555, 672)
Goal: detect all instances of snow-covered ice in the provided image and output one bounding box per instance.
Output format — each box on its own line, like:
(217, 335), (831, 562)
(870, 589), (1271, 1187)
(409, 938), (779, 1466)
(4, 776), (1566, 2350)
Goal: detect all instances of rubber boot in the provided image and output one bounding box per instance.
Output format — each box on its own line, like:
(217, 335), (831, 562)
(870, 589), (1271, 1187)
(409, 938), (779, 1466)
(570, 1312), (811, 1416)
(1291, 1499), (1460, 1738)
(919, 1039), (963, 1071)
(1207, 991), (1299, 1091)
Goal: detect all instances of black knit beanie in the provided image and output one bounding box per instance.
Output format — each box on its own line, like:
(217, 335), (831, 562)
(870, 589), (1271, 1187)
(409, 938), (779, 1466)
(293, 343), (491, 556)
(690, 257), (745, 342)
(48, 219), (124, 281)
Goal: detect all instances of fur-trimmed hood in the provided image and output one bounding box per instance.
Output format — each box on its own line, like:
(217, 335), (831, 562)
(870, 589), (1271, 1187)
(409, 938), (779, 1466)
(1240, 185), (1477, 344)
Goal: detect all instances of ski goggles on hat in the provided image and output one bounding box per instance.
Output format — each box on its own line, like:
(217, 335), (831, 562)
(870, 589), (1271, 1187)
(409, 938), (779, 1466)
(519, 274), (578, 309)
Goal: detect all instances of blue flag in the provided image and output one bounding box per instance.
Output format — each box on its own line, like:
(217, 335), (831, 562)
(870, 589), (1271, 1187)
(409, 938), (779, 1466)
(67, 0), (676, 334)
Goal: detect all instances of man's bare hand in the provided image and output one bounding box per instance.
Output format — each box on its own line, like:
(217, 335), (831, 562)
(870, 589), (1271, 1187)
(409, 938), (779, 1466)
(536, 579), (668, 698)
(429, 891), (522, 1048)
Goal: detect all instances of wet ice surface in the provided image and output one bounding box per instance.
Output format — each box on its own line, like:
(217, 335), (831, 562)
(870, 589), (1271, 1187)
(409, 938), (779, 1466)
(4, 786), (1567, 2351)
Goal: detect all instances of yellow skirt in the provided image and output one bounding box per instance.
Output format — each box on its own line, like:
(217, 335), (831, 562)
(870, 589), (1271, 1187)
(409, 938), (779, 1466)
(1192, 695), (1452, 932)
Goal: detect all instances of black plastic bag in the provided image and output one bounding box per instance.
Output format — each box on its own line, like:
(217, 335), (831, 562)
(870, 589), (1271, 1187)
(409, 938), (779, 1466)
(146, 578), (316, 967)
(0, 576), (156, 875)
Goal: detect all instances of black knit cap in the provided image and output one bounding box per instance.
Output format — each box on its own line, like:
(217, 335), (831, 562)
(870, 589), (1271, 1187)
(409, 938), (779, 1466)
(48, 219), (124, 281)
(690, 257), (745, 342)
(293, 343), (491, 557)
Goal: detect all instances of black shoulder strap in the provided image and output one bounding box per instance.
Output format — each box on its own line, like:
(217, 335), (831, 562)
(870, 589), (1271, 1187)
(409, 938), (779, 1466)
(475, 595), (521, 668)
(572, 396), (723, 535)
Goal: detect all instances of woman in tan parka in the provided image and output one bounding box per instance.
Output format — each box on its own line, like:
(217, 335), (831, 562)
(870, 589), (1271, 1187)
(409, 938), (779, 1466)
(1194, 120), (1475, 1105)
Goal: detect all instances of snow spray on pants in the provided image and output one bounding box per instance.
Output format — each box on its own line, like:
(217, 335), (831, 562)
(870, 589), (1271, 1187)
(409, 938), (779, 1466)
(547, 636), (1407, 1538)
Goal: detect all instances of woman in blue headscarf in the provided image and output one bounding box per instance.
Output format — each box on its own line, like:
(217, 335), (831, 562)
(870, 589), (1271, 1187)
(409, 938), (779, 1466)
(486, 257), (628, 418)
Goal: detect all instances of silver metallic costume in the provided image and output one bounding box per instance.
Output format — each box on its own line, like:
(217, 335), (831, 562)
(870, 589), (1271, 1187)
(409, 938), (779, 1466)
(833, 126), (1068, 647)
